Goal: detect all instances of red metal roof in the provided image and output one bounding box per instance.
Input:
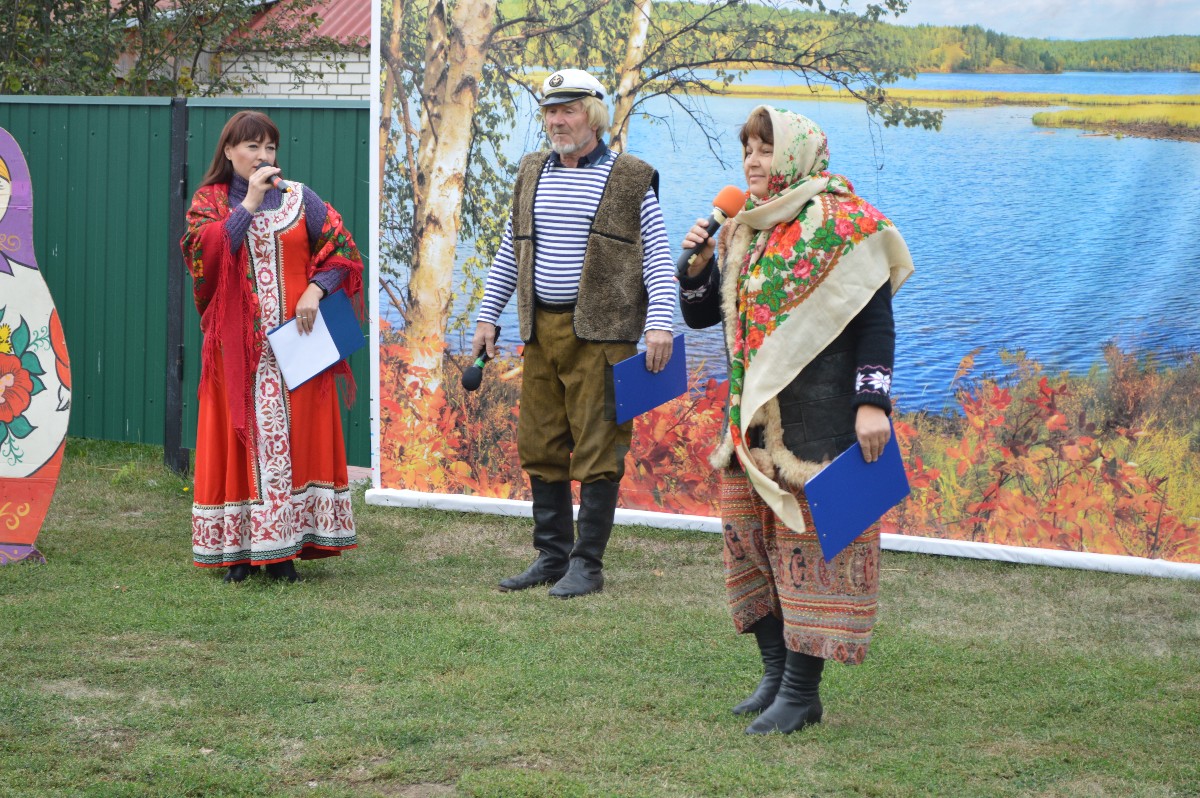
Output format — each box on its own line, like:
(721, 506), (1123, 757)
(118, 1), (369, 46)
(249, 0), (369, 46)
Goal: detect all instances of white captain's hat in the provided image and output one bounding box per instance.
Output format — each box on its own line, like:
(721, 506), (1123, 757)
(539, 69), (606, 107)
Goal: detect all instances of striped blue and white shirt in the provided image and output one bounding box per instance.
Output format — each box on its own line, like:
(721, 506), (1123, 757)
(476, 142), (676, 333)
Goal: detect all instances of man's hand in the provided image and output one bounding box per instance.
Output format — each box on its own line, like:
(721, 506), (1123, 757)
(644, 329), (674, 374)
(855, 404), (891, 463)
(471, 321), (498, 360)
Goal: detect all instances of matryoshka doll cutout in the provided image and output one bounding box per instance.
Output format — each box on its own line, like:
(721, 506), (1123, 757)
(0, 127), (71, 564)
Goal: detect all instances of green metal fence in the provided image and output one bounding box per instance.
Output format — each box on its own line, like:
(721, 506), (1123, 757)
(0, 96), (372, 466)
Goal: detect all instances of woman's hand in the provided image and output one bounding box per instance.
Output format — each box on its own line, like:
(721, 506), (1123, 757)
(240, 162), (282, 214)
(855, 404), (891, 463)
(680, 218), (716, 278)
(295, 283), (325, 335)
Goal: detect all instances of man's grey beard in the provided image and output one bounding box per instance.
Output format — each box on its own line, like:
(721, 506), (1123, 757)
(549, 135), (583, 156)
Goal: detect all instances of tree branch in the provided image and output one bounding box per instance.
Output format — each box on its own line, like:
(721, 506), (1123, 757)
(489, 0), (615, 46)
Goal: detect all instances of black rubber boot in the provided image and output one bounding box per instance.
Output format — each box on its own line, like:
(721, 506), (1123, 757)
(223, 563), (259, 583)
(732, 614), (787, 716)
(266, 559), (302, 583)
(499, 477), (573, 591)
(549, 479), (619, 598)
(745, 650), (824, 735)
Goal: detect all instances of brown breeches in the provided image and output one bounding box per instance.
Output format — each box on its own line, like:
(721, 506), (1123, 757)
(517, 307), (636, 484)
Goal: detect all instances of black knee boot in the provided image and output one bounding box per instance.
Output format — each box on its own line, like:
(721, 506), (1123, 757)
(732, 614), (787, 716)
(745, 650), (824, 735)
(548, 479), (618, 598)
(499, 476), (573, 591)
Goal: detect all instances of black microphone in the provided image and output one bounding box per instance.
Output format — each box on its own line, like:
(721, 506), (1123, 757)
(462, 325), (501, 392)
(254, 161), (290, 193)
(675, 185), (745, 278)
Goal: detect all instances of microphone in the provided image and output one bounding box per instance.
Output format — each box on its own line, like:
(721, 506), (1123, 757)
(462, 325), (501, 392)
(254, 161), (290, 193)
(675, 185), (745, 278)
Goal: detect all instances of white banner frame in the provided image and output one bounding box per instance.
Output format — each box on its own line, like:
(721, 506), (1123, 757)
(368, 0), (384, 491)
(365, 488), (1200, 581)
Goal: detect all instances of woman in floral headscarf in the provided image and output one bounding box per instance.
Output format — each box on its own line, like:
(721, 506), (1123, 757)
(679, 107), (912, 734)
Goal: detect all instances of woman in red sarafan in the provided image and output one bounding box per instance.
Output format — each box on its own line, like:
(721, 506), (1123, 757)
(180, 110), (364, 583)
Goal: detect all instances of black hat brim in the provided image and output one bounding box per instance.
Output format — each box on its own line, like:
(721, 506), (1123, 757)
(538, 90), (600, 107)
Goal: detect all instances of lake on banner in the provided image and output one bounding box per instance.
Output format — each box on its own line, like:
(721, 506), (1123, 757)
(727, 69), (1200, 95)
(388, 72), (1200, 412)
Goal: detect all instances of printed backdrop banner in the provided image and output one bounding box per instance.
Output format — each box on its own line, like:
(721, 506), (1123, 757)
(366, 31), (1200, 580)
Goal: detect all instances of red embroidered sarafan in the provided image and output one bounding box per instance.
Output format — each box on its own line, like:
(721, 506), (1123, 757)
(181, 183), (363, 567)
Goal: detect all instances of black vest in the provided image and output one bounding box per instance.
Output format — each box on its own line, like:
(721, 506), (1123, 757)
(774, 327), (858, 463)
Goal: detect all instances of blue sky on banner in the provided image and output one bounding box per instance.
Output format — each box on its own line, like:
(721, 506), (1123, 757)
(886, 0), (1200, 39)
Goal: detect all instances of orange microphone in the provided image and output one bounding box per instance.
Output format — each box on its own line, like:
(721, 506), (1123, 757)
(675, 184), (745, 277)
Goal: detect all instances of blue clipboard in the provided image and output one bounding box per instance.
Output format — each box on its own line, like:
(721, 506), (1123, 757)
(804, 423), (910, 562)
(612, 333), (687, 424)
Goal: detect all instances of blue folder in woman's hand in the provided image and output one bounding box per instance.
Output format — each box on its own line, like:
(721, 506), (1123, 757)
(266, 290), (365, 390)
(804, 424), (910, 562)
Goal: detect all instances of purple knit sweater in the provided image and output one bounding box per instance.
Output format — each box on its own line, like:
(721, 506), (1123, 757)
(225, 175), (345, 296)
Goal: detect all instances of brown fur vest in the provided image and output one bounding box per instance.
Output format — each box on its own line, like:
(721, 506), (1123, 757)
(512, 150), (657, 343)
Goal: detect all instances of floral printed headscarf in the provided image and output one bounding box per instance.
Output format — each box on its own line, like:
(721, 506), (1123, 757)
(716, 106), (914, 532)
(737, 109), (833, 229)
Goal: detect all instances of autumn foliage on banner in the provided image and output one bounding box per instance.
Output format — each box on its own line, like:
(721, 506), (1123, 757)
(378, 321), (727, 514)
(379, 326), (1200, 564)
(893, 348), (1200, 563)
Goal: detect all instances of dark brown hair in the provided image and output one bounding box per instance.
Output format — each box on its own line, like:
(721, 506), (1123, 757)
(199, 110), (281, 187)
(738, 107), (774, 148)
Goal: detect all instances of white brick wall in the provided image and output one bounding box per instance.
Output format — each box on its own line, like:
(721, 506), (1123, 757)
(218, 51), (371, 101)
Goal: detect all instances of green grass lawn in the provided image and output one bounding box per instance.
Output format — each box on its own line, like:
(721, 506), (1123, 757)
(2, 440), (1198, 797)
